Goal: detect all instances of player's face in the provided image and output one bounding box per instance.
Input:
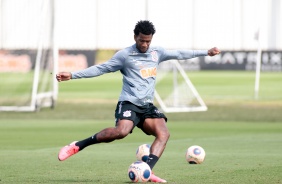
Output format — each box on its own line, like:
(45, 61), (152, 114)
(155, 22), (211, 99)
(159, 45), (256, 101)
(134, 33), (153, 53)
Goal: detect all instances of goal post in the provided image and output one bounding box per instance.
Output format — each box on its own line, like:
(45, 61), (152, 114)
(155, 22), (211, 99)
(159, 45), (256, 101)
(0, 0), (58, 112)
(155, 60), (207, 113)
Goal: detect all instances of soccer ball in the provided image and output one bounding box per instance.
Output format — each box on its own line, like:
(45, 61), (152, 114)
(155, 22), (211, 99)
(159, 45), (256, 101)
(128, 161), (152, 182)
(185, 145), (206, 164)
(136, 144), (150, 162)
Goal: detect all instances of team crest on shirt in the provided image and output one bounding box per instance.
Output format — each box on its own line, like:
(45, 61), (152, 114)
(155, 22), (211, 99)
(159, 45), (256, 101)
(151, 50), (158, 62)
(123, 110), (131, 117)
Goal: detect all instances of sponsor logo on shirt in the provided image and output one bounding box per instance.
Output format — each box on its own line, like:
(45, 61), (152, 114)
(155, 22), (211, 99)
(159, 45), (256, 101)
(140, 67), (157, 78)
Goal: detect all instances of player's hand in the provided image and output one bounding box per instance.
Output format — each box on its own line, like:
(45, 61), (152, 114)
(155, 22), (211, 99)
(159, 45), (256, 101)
(56, 72), (72, 82)
(208, 47), (221, 56)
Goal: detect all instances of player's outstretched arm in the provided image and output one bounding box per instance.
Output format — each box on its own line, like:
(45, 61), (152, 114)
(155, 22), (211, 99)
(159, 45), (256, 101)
(208, 47), (221, 56)
(56, 72), (72, 82)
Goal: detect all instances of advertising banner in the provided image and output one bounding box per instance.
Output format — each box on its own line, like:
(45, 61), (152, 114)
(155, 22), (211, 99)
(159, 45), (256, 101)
(178, 51), (282, 72)
(0, 50), (96, 73)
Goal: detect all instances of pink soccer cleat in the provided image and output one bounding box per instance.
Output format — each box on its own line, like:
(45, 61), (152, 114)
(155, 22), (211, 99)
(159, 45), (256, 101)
(58, 141), (79, 161)
(149, 172), (167, 183)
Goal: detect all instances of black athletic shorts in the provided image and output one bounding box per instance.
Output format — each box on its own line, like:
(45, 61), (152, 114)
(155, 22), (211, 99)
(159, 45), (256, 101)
(114, 101), (167, 134)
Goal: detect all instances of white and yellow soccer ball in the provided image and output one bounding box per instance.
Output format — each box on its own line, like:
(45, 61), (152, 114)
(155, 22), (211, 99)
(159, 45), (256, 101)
(128, 161), (152, 182)
(136, 144), (151, 162)
(186, 145), (206, 164)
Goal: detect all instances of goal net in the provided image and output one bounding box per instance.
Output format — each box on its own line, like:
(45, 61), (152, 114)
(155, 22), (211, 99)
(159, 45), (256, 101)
(0, 0), (58, 111)
(155, 60), (207, 113)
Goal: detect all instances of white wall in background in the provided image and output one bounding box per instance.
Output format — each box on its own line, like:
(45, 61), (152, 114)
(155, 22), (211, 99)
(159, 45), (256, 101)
(0, 0), (281, 50)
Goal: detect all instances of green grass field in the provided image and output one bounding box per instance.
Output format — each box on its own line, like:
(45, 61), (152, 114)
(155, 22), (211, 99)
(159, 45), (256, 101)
(0, 71), (282, 184)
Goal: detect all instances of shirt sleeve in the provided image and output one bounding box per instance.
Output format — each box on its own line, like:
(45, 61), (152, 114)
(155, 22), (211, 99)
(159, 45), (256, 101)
(158, 47), (208, 62)
(71, 50), (125, 79)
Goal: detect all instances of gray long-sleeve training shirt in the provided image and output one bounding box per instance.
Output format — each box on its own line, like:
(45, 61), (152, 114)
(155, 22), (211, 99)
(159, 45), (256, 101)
(71, 44), (208, 106)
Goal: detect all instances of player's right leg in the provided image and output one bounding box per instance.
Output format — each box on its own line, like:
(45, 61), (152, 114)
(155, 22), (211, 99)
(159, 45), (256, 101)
(58, 119), (134, 161)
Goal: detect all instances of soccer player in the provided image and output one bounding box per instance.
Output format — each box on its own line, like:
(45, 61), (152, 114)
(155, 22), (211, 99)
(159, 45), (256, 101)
(56, 20), (220, 183)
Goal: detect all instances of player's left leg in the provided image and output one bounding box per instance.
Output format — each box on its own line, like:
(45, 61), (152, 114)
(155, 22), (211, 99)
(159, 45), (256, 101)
(143, 118), (170, 167)
(142, 118), (170, 183)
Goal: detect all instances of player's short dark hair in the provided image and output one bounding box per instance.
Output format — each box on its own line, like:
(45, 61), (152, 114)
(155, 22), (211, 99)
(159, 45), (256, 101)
(134, 20), (156, 36)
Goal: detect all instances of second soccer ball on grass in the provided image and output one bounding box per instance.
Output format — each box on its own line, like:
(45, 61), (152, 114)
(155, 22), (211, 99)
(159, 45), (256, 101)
(136, 144), (151, 162)
(186, 145), (206, 164)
